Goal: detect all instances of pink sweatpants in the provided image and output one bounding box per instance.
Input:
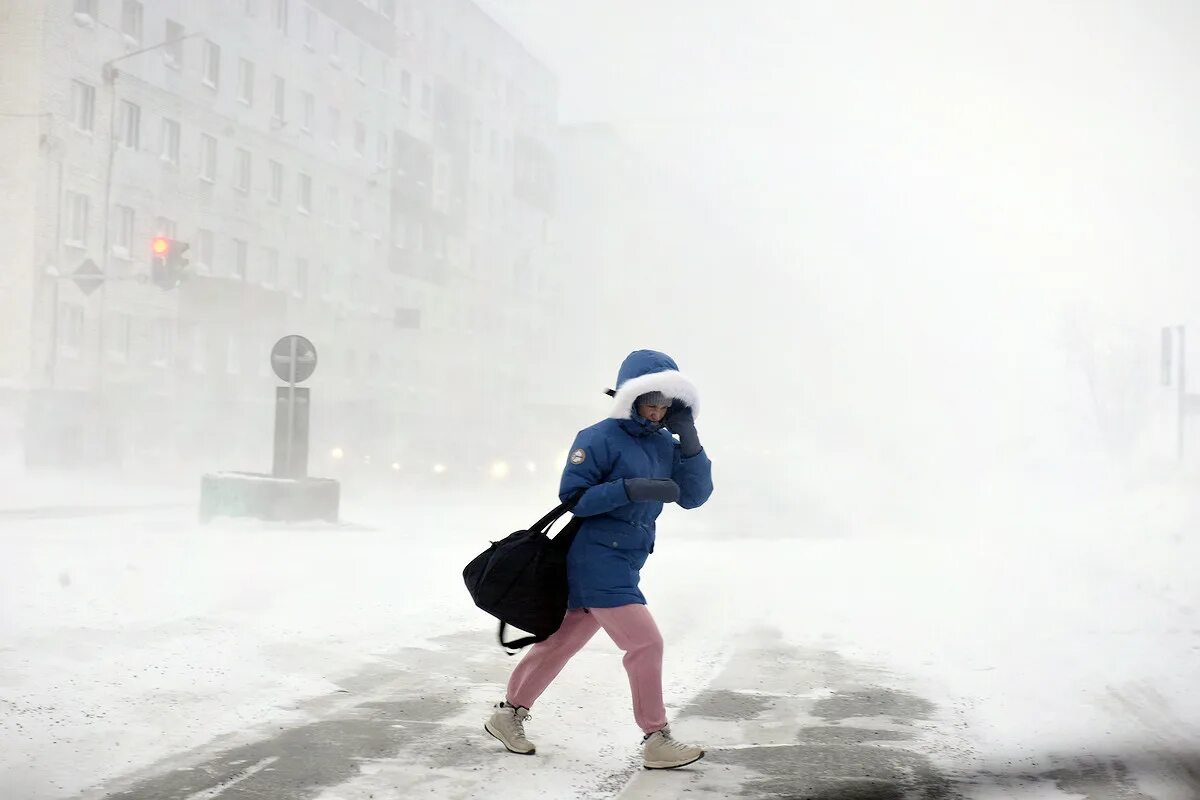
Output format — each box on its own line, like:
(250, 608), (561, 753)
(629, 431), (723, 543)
(506, 604), (666, 734)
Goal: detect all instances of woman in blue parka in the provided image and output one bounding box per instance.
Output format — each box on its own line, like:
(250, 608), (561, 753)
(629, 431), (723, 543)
(485, 350), (714, 769)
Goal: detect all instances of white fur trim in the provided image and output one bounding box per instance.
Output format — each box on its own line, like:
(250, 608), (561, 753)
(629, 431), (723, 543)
(608, 370), (701, 420)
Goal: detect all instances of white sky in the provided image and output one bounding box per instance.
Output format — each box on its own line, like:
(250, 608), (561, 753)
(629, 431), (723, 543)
(480, 1), (1200, 478)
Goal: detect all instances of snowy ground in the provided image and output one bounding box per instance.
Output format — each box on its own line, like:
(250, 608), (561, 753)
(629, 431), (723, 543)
(2, 470), (1199, 799)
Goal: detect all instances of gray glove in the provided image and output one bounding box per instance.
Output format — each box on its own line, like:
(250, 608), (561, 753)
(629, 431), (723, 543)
(624, 478), (681, 504)
(664, 403), (702, 457)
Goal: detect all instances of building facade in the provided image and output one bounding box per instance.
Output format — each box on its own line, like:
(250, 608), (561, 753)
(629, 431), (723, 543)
(0, 0), (559, 478)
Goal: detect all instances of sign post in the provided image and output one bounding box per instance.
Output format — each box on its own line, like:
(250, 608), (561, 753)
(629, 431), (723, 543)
(270, 335), (317, 478)
(198, 333), (338, 525)
(1178, 325), (1187, 463)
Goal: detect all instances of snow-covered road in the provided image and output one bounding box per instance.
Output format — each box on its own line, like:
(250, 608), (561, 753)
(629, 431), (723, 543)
(2, 481), (1198, 799)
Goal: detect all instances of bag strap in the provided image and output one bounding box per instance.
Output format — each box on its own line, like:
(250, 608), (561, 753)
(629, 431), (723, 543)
(527, 491), (582, 534)
(499, 620), (544, 653)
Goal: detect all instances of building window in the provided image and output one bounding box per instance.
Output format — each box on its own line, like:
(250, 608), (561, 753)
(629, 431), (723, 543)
(301, 91), (314, 133)
(235, 148), (251, 193)
(151, 318), (172, 366)
(109, 313), (132, 362)
(196, 229), (214, 273)
(202, 41), (221, 88)
(376, 133), (388, 168)
(295, 259), (308, 299)
(471, 119), (481, 153)
(65, 191), (89, 247)
(268, 160), (283, 204)
(226, 333), (241, 375)
(113, 205), (134, 256)
(420, 83), (431, 116)
(222, 335), (240, 379)
(244, 0), (257, 16)
(200, 134), (217, 181)
(238, 58), (255, 105)
(190, 327), (206, 373)
(351, 195), (363, 230)
(273, 0), (288, 33)
(272, 75), (286, 121)
(356, 42), (366, 82)
(330, 27), (341, 65)
(326, 186), (340, 225)
(433, 161), (448, 212)
(263, 247), (279, 287)
(328, 106), (340, 149)
(160, 117), (181, 164)
(121, 0), (143, 45)
(70, 80), (95, 132)
(298, 172), (312, 213)
(304, 7), (317, 49)
(59, 304), (84, 356)
(233, 238), (248, 280)
(164, 20), (184, 68)
(393, 216), (407, 250)
(74, 0), (97, 22)
(353, 120), (365, 157)
(490, 129), (498, 161)
(400, 70), (412, 107)
(118, 100), (140, 149)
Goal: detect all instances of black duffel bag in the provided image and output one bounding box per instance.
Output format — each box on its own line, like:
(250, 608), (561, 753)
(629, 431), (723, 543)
(462, 497), (582, 652)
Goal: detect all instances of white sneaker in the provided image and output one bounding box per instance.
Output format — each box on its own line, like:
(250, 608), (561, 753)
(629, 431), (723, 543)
(642, 725), (704, 769)
(484, 701), (536, 755)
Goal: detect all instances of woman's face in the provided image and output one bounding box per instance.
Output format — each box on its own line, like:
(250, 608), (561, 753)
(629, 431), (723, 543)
(637, 402), (670, 423)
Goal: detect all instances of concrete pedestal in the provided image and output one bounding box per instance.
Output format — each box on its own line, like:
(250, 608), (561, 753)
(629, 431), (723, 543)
(199, 471), (340, 524)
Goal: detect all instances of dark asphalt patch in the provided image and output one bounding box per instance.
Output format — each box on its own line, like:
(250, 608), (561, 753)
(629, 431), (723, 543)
(99, 693), (462, 799)
(811, 688), (937, 724)
(619, 628), (960, 799)
(687, 689), (775, 720)
(705, 743), (954, 799)
(89, 629), (510, 800)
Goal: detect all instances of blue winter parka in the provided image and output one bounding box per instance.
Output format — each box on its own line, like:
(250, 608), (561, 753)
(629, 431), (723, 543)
(558, 350), (714, 609)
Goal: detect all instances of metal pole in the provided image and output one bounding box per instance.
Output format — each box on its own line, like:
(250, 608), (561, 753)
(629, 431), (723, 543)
(1178, 325), (1187, 463)
(47, 151), (64, 388)
(46, 278), (60, 388)
(286, 337), (296, 477)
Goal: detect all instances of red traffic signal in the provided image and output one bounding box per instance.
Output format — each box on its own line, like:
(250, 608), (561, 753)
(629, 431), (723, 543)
(150, 236), (190, 290)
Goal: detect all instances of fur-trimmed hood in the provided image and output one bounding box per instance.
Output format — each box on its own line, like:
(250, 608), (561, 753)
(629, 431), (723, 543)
(606, 350), (700, 421)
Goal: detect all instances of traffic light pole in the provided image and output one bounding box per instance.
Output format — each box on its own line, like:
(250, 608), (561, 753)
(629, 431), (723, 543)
(1177, 325), (1187, 463)
(96, 63), (119, 391)
(95, 33), (202, 387)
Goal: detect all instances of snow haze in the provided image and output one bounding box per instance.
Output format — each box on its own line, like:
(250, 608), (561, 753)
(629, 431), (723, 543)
(3, 1), (1200, 798)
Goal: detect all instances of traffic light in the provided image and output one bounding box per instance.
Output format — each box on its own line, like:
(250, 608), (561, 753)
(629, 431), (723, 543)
(151, 237), (190, 290)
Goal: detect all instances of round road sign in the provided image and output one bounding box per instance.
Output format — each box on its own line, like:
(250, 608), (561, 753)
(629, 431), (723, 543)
(270, 335), (318, 383)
